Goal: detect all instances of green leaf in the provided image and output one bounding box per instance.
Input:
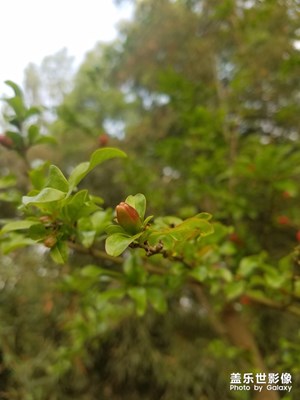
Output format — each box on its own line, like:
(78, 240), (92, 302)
(105, 232), (143, 257)
(143, 215), (154, 225)
(68, 162), (90, 192)
(28, 124), (40, 144)
(0, 220), (40, 234)
(196, 212), (212, 220)
(23, 188), (66, 205)
(6, 97), (26, 120)
(89, 194), (104, 205)
(34, 135), (57, 145)
(79, 264), (121, 282)
(238, 256), (259, 277)
(79, 229), (96, 248)
(6, 131), (24, 149)
(5, 80), (24, 98)
(154, 216), (183, 228)
(28, 223), (47, 240)
(147, 287), (167, 313)
(216, 267), (233, 282)
(125, 193), (146, 220)
(68, 147), (126, 192)
(89, 147), (126, 169)
(50, 241), (68, 264)
(25, 106), (41, 119)
(189, 266), (208, 282)
(128, 287), (147, 316)
(45, 165), (69, 192)
(264, 268), (287, 289)
(225, 281), (245, 300)
(105, 224), (127, 235)
(28, 161), (50, 190)
(0, 234), (35, 253)
(62, 190), (89, 221)
(97, 288), (126, 302)
(80, 264), (103, 278)
(149, 216), (214, 243)
(91, 210), (112, 234)
(176, 217), (214, 237)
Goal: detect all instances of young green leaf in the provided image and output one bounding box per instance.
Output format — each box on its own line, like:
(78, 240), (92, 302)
(50, 241), (68, 264)
(125, 193), (147, 220)
(23, 188), (66, 205)
(0, 220), (40, 234)
(45, 165), (69, 192)
(4, 80), (24, 98)
(105, 232), (143, 257)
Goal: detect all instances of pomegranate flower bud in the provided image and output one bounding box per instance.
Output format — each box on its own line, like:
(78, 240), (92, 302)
(0, 134), (13, 149)
(116, 202), (143, 234)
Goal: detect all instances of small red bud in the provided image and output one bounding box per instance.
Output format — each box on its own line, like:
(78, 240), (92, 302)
(0, 134), (13, 149)
(115, 202), (143, 234)
(282, 191), (291, 199)
(296, 231), (300, 242)
(240, 295), (251, 305)
(229, 233), (239, 242)
(43, 236), (57, 248)
(98, 133), (109, 147)
(229, 232), (243, 246)
(277, 215), (290, 225)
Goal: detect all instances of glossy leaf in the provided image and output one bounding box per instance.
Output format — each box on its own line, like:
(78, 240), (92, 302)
(28, 124), (40, 144)
(105, 231), (143, 257)
(50, 241), (68, 264)
(23, 188), (66, 205)
(125, 193), (147, 220)
(0, 220), (40, 234)
(45, 165), (69, 192)
(6, 131), (24, 149)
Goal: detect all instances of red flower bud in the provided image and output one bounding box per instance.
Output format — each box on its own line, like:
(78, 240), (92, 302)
(0, 134), (13, 149)
(229, 232), (243, 246)
(240, 295), (251, 305)
(98, 133), (109, 147)
(296, 231), (300, 242)
(116, 202), (142, 234)
(277, 215), (290, 225)
(282, 191), (291, 199)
